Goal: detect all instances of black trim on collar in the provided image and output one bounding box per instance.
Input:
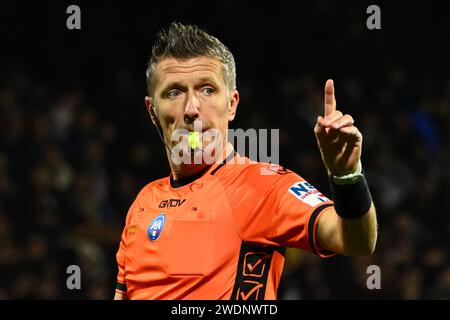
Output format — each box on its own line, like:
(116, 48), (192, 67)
(170, 165), (212, 188)
(210, 151), (236, 176)
(169, 151), (237, 188)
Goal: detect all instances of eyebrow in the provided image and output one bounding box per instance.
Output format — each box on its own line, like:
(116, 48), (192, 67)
(160, 76), (218, 92)
(161, 81), (184, 90)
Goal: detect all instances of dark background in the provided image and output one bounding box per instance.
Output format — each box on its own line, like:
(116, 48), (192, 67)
(0, 0), (449, 299)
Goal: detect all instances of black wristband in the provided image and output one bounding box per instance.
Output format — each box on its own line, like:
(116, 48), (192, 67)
(329, 174), (372, 219)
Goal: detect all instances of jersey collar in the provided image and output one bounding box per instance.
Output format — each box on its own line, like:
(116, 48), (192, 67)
(169, 149), (237, 188)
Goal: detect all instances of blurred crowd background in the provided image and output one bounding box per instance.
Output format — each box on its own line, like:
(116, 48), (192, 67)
(0, 1), (449, 299)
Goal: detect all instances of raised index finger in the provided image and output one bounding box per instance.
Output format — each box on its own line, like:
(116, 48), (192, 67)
(324, 79), (336, 116)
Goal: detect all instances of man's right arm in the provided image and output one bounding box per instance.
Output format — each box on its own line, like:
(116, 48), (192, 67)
(114, 197), (140, 300)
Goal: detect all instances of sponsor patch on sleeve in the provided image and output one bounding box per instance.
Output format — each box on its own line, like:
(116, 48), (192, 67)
(288, 181), (330, 207)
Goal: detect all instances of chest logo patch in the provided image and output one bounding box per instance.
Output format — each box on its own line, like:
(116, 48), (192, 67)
(147, 213), (166, 241)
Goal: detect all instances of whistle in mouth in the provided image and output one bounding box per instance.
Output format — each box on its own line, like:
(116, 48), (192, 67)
(188, 131), (200, 149)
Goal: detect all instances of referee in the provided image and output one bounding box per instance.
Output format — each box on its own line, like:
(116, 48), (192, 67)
(114, 22), (377, 300)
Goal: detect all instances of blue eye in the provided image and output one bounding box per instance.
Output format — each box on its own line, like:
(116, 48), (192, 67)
(202, 87), (215, 95)
(168, 89), (181, 98)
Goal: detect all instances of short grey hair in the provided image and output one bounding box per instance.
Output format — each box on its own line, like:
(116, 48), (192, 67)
(146, 22), (236, 97)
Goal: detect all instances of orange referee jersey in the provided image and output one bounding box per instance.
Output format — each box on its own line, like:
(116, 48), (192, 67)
(115, 151), (336, 300)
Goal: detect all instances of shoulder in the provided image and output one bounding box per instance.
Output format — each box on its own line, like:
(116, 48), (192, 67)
(215, 154), (305, 194)
(132, 176), (170, 204)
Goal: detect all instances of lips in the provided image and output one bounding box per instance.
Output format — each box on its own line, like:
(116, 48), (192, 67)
(182, 127), (209, 133)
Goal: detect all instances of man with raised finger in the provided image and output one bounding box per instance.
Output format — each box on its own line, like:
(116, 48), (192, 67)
(114, 22), (377, 300)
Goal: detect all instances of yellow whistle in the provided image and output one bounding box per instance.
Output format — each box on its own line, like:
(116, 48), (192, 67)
(188, 131), (200, 149)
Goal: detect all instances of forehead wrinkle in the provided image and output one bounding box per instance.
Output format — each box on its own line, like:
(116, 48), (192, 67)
(156, 60), (224, 90)
(159, 63), (220, 75)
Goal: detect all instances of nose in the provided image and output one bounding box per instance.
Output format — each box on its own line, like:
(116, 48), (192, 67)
(184, 93), (200, 124)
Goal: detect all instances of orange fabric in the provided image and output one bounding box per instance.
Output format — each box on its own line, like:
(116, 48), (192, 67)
(116, 152), (335, 299)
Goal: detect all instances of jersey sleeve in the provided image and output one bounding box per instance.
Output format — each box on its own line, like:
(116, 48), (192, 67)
(115, 192), (142, 295)
(230, 164), (336, 258)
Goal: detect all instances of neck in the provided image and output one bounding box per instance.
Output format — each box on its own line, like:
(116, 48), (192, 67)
(168, 142), (234, 181)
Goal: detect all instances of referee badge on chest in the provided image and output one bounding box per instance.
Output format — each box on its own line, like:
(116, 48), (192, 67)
(147, 213), (166, 241)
